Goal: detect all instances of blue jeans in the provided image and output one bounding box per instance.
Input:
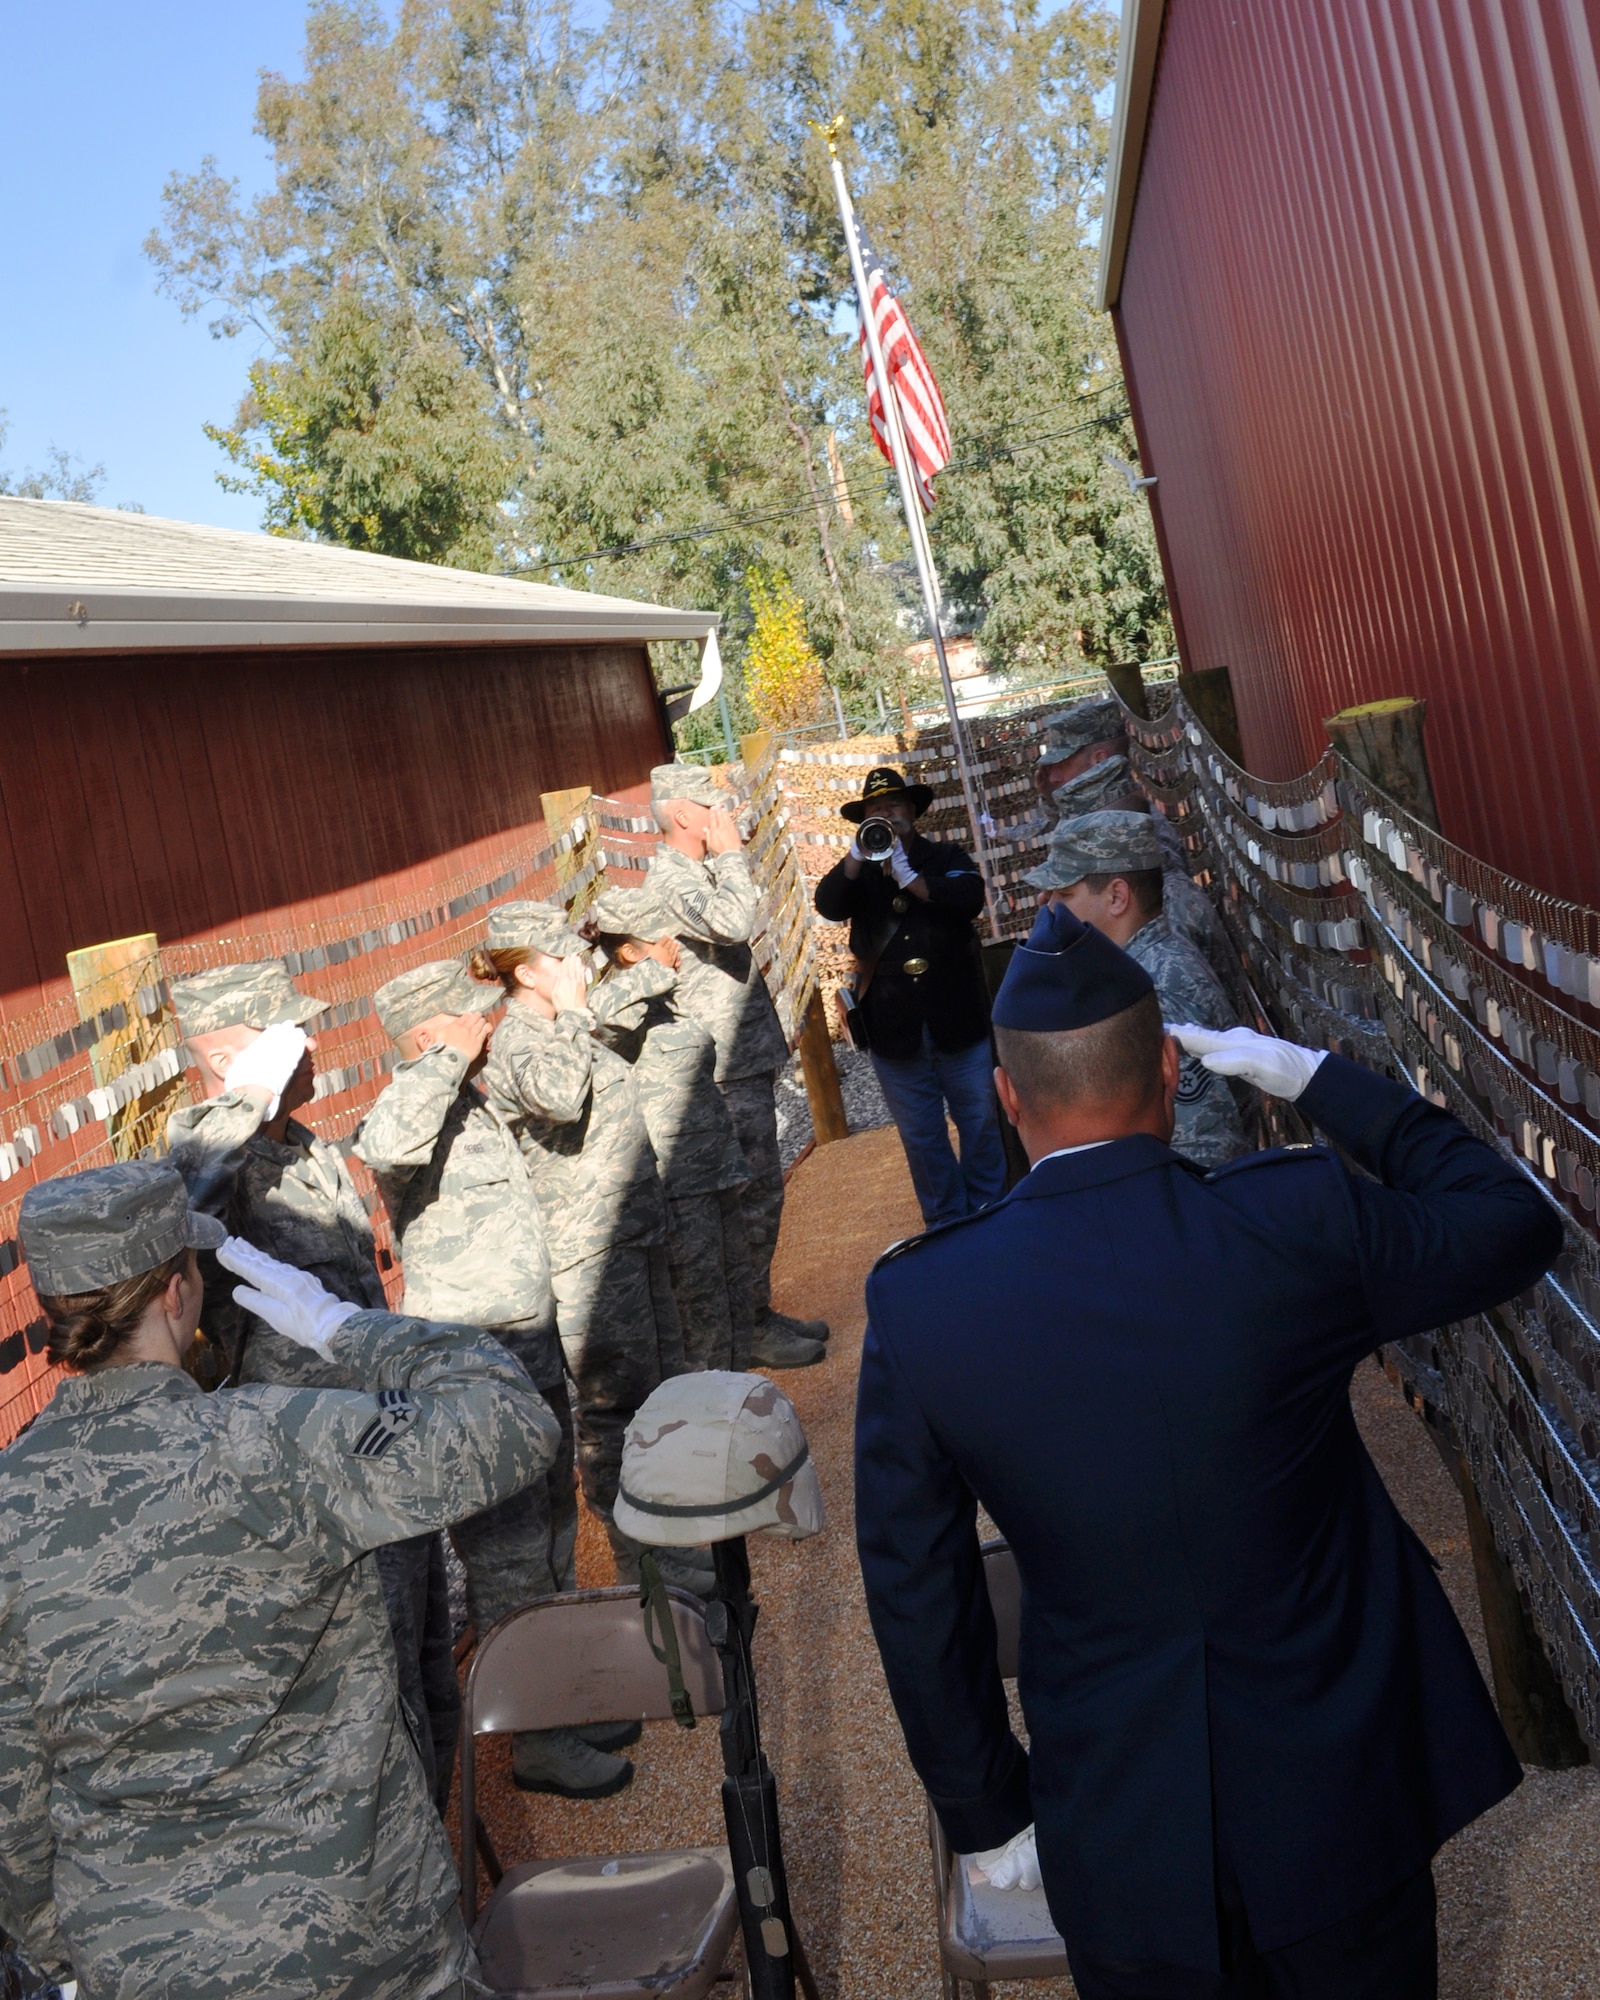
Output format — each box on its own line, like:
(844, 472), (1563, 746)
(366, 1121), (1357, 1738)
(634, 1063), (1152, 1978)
(871, 1029), (1009, 1227)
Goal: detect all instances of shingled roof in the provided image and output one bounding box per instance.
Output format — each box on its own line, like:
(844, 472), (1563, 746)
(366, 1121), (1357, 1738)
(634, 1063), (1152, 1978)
(0, 497), (718, 655)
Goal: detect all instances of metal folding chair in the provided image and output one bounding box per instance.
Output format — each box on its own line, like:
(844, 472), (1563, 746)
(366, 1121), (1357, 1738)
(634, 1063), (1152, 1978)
(925, 1540), (1070, 1999)
(459, 1585), (746, 2000)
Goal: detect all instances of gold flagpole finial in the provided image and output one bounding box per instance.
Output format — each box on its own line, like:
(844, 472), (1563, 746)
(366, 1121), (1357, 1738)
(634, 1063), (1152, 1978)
(809, 114), (846, 157)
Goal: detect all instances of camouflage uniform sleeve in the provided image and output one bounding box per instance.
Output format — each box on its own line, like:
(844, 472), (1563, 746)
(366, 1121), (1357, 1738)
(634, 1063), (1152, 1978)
(662, 851), (760, 945)
(486, 1006), (595, 1125)
(239, 1310), (563, 1556)
(166, 1089), (270, 1219)
(352, 1046), (470, 1179)
(0, 1577), (70, 1983)
(588, 958), (678, 1033)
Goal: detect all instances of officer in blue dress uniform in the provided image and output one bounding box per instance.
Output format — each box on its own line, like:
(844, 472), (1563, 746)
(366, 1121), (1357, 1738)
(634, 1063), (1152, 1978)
(854, 902), (1560, 1999)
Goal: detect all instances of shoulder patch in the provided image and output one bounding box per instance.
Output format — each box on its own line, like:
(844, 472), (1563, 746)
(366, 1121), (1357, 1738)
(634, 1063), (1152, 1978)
(1205, 1143), (1335, 1180)
(352, 1387), (419, 1461)
(870, 1201), (1004, 1274)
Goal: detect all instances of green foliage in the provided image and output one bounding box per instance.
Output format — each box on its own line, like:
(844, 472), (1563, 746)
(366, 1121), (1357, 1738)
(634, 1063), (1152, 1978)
(147, 0), (1171, 674)
(205, 292), (516, 565)
(0, 412), (105, 504)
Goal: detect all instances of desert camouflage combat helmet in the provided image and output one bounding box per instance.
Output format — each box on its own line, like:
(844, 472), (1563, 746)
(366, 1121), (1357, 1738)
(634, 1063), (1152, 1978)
(650, 763), (728, 808)
(613, 1370), (823, 1547)
(168, 960), (326, 1039)
(374, 959), (494, 1041)
(21, 1159), (226, 1295)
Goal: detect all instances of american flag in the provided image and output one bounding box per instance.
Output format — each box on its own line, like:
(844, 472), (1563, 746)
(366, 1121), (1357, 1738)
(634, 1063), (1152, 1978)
(856, 227), (952, 514)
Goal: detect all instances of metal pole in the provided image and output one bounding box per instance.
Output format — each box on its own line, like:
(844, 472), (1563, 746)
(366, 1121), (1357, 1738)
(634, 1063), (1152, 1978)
(717, 683), (738, 765)
(826, 142), (1001, 939)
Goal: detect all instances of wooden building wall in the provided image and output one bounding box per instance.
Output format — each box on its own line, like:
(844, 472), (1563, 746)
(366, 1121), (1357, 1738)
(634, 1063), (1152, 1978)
(1114, 0), (1600, 907)
(0, 639), (666, 1015)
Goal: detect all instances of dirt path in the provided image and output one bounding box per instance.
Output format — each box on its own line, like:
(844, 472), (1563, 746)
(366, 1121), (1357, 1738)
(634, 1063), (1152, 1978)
(459, 1126), (1600, 1998)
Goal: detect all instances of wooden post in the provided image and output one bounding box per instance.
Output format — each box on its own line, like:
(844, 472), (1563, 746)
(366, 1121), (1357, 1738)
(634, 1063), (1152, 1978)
(66, 933), (184, 1161)
(1176, 665), (1245, 764)
(1339, 708), (1585, 1764)
(1103, 659), (1150, 720)
(796, 988), (849, 1146)
(1459, 1454), (1589, 1767)
(1323, 697), (1440, 831)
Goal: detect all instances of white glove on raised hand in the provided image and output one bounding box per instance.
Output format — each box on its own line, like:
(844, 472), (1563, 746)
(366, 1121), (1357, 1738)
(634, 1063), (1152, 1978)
(217, 1236), (360, 1356)
(1171, 1023), (1327, 1102)
(222, 1023), (308, 1118)
(971, 1824), (1040, 1892)
(888, 840), (919, 889)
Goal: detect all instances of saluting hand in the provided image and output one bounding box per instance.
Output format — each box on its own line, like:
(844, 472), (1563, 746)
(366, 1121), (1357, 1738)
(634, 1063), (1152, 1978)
(705, 807), (742, 856)
(1172, 1023), (1326, 1101)
(439, 1011), (492, 1063)
(217, 1237), (360, 1355)
(550, 955), (591, 1016)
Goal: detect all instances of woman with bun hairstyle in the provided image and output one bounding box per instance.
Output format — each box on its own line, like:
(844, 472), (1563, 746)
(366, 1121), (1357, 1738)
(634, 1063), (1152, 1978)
(0, 1159), (558, 2000)
(470, 900), (699, 1593)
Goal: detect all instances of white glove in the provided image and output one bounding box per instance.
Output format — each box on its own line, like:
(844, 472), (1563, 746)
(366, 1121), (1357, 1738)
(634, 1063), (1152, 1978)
(217, 1236), (360, 1356)
(223, 1023), (307, 1118)
(888, 840), (919, 889)
(1171, 1023), (1327, 1101)
(971, 1824), (1040, 1892)
(848, 833), (869, 862)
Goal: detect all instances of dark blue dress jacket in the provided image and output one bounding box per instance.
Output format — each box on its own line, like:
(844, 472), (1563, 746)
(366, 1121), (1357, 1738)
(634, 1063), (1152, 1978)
(855, 1055), (1559, 1970)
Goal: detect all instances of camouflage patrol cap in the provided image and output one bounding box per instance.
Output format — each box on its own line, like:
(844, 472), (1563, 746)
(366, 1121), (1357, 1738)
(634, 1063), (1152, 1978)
(1025, 809), (1163, 891)
(589, 885), (676, 943)
(1037, 696), (1125, 763)
(613, 1370), (823, 1547)
(1048, 754), (1141, 816)
(168, 960), (325, 1039)
(374, 960), (494, 1041)
(21, 1160), (226, 1297)
(650, 763), (728, 809)
(485, 900), (579, 957)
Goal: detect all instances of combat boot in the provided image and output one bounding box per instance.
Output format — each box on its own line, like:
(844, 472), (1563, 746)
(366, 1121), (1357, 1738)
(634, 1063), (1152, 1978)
(760, 1306), (830, 1342)
(511, 1726), (634, 1799)
(749, 1314), (826, 1370)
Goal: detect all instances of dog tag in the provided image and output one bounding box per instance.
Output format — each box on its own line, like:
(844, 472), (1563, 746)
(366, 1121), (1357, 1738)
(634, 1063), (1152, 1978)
(1443, 883), (1473, 927)
(1536, 1038), (1560, 1086)
(1480, 905), (1501, 950)
(1577, 1164), (1597, 1212)
(1557, 1147), (1578, 1194)
(761, 1919), (790, 1957)
(1558, 1057), (1581, 1105)
(747, 1868), (775, 1905)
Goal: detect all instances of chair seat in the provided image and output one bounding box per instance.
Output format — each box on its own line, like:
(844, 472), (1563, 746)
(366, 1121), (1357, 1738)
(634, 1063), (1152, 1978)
(941, 1851), (1070, 1982)
(472, 1845), (741, 1999)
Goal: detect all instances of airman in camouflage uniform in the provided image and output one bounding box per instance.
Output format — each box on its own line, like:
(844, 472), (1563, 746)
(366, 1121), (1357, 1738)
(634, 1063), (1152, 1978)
(478, 904), (687, 1584)
(1027, 813), (1251, 1168)
(1152, 811), (1241, 995)
(645, 765), (827, 1360)
(1025, 699), (1131, 839)
(589, 886), (756, 1372)
(165, 961), (458, 1810)
(356, 961), (637, 1799)
(0, 1161), (559, 2000)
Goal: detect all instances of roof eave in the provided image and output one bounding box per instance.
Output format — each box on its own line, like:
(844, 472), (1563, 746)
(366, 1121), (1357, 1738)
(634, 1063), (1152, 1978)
(1095, 0), (1169, 313)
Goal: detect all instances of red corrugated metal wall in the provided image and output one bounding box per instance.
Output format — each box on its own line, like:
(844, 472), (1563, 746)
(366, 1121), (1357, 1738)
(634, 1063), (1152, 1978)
(0, 639), (666, 1013)
(1115, 0), (1600, 906)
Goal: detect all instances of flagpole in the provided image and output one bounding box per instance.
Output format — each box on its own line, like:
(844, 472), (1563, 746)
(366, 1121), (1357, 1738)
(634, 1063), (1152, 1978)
(823, 134), (1002, 941)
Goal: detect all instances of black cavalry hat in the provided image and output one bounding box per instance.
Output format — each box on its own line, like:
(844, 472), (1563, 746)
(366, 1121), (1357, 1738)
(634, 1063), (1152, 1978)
(840, 765), (935, 823)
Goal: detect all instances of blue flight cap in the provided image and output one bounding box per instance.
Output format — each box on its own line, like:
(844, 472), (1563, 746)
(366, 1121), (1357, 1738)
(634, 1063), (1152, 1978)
(992, 901), (1156, 1032)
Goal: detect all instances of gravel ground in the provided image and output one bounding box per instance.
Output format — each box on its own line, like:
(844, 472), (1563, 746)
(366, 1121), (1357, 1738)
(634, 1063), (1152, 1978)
(450, 1128), (1600, 1997)
(775, 1044), (893, 1172)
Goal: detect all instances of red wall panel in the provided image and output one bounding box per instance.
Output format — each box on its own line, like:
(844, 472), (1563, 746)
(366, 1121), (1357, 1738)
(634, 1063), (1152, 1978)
(1116, 0), (1600, 906)
(0, 640), (666, 1010)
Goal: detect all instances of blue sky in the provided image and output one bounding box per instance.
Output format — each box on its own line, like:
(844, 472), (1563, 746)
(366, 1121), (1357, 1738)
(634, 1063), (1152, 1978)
(0, 3), (314, 530)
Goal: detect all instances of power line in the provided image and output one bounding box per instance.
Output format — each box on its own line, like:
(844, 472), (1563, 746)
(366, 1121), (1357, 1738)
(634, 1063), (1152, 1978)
(518, 403), (1130, 573)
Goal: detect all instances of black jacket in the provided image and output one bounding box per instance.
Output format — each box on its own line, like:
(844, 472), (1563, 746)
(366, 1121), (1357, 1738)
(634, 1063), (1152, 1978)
(856, 1055), (1555, 1970)
(813, 833), (990, 1058)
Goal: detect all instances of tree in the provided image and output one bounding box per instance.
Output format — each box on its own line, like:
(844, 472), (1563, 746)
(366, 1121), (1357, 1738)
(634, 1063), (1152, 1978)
(205, 291), (516, 564)
(0, 412), (105, 504)
(147, 0), (1168, 678)
(742, 572), (825, 730)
